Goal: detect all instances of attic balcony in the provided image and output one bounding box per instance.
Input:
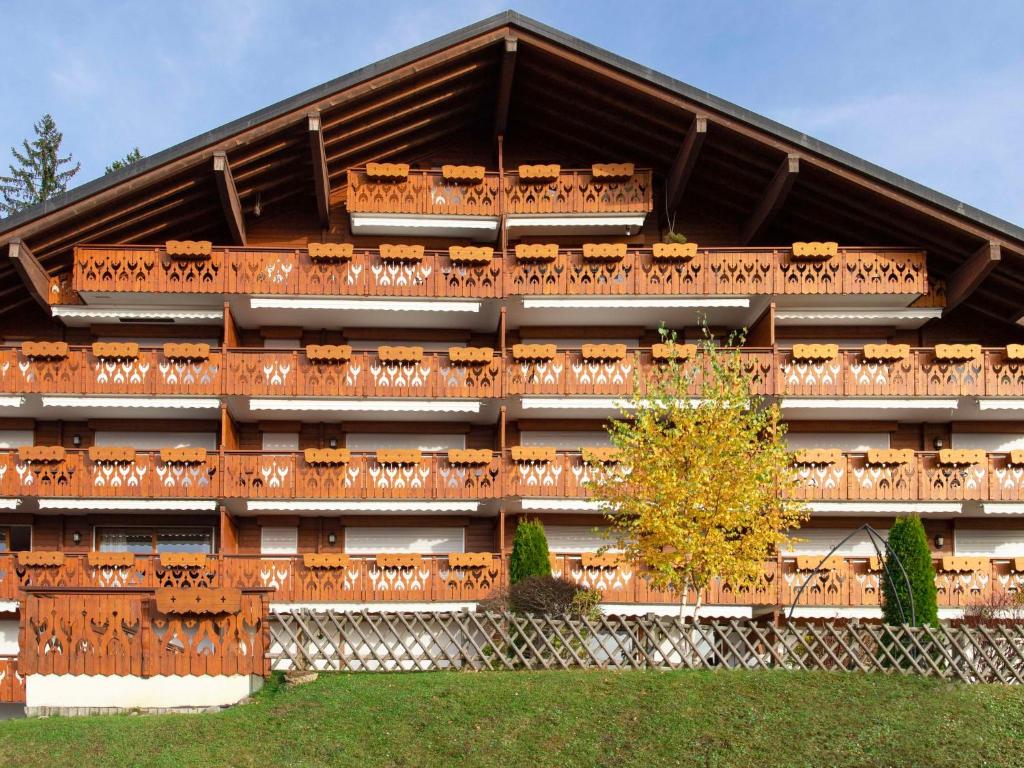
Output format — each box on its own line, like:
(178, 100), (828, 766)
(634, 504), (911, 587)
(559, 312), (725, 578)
(507, 449), (1024, 514)
(345, 163), (653, 239)
(1, 552), (1017, 611)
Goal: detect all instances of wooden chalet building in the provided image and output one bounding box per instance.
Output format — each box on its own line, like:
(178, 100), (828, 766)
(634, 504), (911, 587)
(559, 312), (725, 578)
(2, 10), (1024, 709)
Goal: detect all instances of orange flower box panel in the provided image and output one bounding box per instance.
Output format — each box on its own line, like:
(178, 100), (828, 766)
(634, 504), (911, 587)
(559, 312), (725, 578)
(1013, 557), (1024, 573)
(867, 557), (884, 573)
(304, 448), (352, 465)
(303, 553), (352, 569)
(165, 240), (212, 259)
(514, 243), (558, 263)
(793, 449), (843, 466)
(441, 164), (486, 184)
(794, 555), (845, 572)
(937, 449), (985, 467)
(365, 162), (409, 180)
(580, 343), (627, 361)
(87, 446), (136, 463)
(582, 447), (621, 464)
(866, 449), (916, 466)
(447, 449), (493, 465)
(581, 552), (623, 568)
(517, 164), (560, 182)
(376, 553), (423, 569)
(862, 344), (910, 363)
(378, 244), (424, 262)
(933, 344), (982, 362)
(160, 553), (209, 569)
(21, 341), (69, 359)
(651, 343), (696, 361)
(87, 552), (136, 568)
(1006, 344), (1024, 362)
(307, 243), (354, 262)
(17, 446), (66, 463)
(378, 345), (424, 363)
(651, 242), (698, 261)
(376, 449), (422, 465)
(448, 346), (494, 364)
(448, 246), (493, 264)
(160, 447), (208, 464)
(511, 446), (556, 463)
(939, 557), (987, 573)
(791, 241), (839, 260)
(1008, 450), (1024, 467)
(511, 343), (556, 361)
(591, 163), (635, 180)
(92, 342), (139, 360)
(448, 552), (493, 568)
(581, 243), (627, 261)
(163, 342), (210, 360)
(17, 551), (65, 567)
(155, 587), (242, 615)
(791, 344), (839, 362)
(305, 344), (352, 363)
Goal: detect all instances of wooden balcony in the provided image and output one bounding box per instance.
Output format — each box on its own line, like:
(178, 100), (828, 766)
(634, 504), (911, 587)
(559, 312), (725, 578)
(508, 450), (1024, 503)
(1, 552), (1018, 610)
(225, 348), (502, 398)
(70, 244), (503, 300)
(346, 168), (501, 215)
(506, 246), (927, 297)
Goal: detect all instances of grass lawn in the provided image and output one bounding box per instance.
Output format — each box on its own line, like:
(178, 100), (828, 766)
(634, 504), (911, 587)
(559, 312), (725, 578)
(1, 669), (1023, 767)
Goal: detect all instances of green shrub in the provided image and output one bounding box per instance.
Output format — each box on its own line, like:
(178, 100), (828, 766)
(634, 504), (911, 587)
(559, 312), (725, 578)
(882, 516), (938, 627)
(509, 518), (552, 584)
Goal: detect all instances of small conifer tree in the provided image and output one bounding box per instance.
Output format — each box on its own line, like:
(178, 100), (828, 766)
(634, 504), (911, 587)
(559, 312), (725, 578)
(0, 114), (80, 216)
(509, 519), (552, 584)
(882, 516), (938, 627)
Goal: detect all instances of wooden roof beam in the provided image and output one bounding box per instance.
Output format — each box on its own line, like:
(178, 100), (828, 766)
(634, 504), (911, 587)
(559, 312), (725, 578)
(741, 154), (800, 245)
(944, 241), (1001, 314)
(5, 238), (51, 310)
(666, 116), (707, 212)
(212, 152), (246, 245)
(307, 112), (331, 228)
(493, 36), (518, 141)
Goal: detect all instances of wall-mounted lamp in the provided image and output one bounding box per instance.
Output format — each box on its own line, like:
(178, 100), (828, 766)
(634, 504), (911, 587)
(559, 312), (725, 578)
(72, 531), (82, 545)
(934, 534), (945, 549)
(72, 434), (81, 447)
(328, 438), (338, 449)
(327, 532), (337, 546)
(933, 437), (944, 451)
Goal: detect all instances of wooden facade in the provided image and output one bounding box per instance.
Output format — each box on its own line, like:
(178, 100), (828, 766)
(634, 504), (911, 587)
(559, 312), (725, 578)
(2, 12), (1024, 702)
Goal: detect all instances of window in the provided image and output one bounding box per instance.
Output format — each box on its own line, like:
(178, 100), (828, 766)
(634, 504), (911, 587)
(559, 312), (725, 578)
(0, 430), (33, 449)
(954, 529), (1024, 557)
(344, 526), (464, 554)
(93, 432), (217, 450)
(784, 528), (888, 557)
(545, 525), (612, 553)
(520, 431), (612, 449)
(96, 527), (213, 554)
(345, 433), (465, 451)
(952, 433), (1024, 452)
(786, 433), (889, 452)
(0, 526), (31, 552)
(261, 526), (299, 555)
(262, 433), (299, 452)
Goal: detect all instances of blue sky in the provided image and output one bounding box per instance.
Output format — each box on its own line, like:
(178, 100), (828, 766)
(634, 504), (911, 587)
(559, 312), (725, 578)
(2, 1), (1022, 224)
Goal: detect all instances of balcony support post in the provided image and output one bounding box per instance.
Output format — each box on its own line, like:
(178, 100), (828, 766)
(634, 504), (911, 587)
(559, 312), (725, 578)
(212, 151), (247, 245)
(944, 241), (1001, 314)
(666, 116), (707, 213)
(741, 154), (800, 245)
(307, 112), (331, 229)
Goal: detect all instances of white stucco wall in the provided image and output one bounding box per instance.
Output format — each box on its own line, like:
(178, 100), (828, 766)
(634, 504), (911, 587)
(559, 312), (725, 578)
(26, 674), (261, 709)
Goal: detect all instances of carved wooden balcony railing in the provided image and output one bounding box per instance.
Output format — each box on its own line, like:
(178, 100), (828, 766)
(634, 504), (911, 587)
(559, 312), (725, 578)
(0, 656), (24, 704)
(220, 451), (502, 500)
(225, 348), (503, 398)
(506, 246), (927, 297)
(70, 245), (503, 299)
(0, 345), (222, 396)
(507, 450), (1024, 503)
(503, 167), (653, 214)
(2, 553), (1019, 610)
(346, 168), (501, 215)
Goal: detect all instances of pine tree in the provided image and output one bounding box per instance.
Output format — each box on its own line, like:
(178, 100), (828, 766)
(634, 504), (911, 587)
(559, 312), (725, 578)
(881, 516), (938, 627)
(509, 519), (552, 583)
(105, 147), (144, 175)
(0, 114), (81, 217)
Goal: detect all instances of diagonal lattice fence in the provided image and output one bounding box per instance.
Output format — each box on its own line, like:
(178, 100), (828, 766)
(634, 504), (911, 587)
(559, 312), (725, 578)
(269, 610), (1024, 684)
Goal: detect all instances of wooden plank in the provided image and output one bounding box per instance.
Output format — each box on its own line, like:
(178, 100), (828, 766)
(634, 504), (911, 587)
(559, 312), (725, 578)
(307, 112), (331, 228)
(212, 152), (247, 245)
(5, 238), (51, 309)
(944, 241), (1001, 314)
(665, 116), (707, 211)
(493, 36), (518, 140)
(741, 154), (800, 244)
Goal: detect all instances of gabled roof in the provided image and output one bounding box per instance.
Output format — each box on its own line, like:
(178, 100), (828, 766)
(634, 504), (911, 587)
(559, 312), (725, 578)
(2, 9), (1023, 322)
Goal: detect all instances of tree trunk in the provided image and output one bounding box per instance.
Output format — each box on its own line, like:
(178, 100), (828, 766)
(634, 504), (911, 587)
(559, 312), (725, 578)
(678, 576), (691, 620)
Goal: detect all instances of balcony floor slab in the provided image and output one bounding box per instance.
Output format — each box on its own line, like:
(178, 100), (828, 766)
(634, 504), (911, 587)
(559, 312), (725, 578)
(349, 213), (499, 241)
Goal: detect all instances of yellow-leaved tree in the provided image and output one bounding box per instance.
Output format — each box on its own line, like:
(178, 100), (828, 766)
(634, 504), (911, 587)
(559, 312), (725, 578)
(586, 327), (807, 616)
